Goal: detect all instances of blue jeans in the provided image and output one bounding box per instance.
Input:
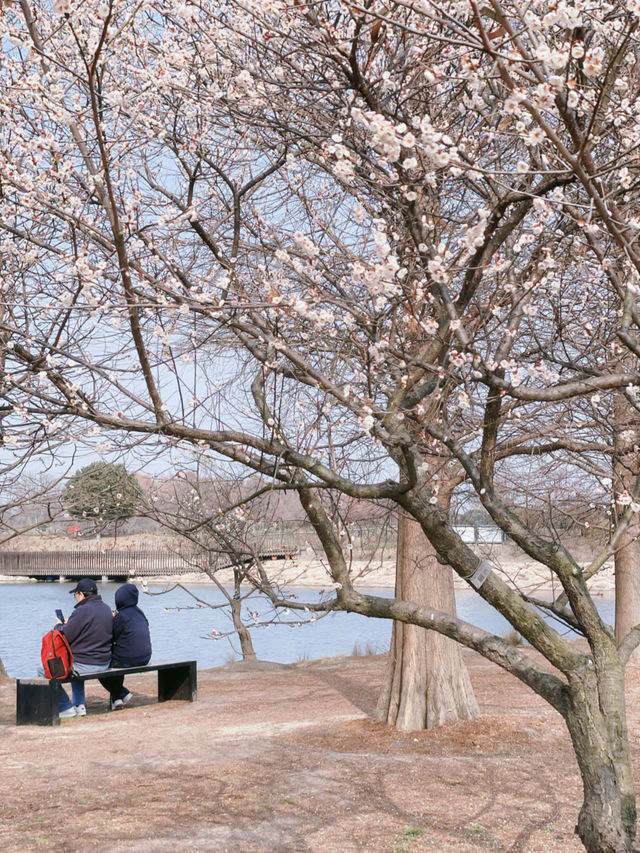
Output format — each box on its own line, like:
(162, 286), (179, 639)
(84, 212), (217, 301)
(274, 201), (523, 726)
(57, 661), (109, 711)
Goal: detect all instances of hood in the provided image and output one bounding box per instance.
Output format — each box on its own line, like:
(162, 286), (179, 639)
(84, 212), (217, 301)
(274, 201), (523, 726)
(115, 583), (139, 610)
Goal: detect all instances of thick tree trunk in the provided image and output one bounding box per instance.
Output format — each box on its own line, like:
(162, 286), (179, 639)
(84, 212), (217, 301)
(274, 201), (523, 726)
(565, 661), (636, 853)
(613, 393), (640, 658)
(374, 509), (479, 730)
(614, 520), (640, 655)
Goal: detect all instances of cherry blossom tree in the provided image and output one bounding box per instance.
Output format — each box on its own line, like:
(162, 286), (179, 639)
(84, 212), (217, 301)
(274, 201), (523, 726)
(3, 1), (640, 850)
(143, 466), (283, 663)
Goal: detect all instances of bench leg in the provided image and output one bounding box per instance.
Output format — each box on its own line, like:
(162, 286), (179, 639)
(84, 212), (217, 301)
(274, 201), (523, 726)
(157, 663), (197, 702)
(17, 680), (59, 726)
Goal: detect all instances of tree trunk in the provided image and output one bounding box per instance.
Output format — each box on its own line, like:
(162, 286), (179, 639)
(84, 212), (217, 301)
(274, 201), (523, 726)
(614, 518), (640, 655)
(564, 660), (636, 853)
(613, 393), (640, 658)
(374, 509), (479, 730)
(232, 569), (256, 660)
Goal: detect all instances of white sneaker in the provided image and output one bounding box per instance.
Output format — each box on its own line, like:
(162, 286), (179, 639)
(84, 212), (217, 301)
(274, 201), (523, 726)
(110, 698), (124, 711)
(121, 691), (133, 706)
(59, 707), (76, 719)
(74, 704), (87, 717)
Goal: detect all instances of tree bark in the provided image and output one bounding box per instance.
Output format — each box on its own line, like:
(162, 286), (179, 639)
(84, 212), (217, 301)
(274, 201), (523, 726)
(374, 509), (479, 730)
(564, 659), (636, 853)
(614, 518), (640, 655)
(613, 393), (640, 659)
(232, 569), (256, 660)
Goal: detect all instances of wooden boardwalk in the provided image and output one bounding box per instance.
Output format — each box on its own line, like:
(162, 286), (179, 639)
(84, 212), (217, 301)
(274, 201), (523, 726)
(0, 546), (298, 579)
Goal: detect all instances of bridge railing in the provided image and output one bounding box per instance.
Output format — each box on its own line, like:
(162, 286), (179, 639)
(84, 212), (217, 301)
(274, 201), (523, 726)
(0, 546), (298, 578)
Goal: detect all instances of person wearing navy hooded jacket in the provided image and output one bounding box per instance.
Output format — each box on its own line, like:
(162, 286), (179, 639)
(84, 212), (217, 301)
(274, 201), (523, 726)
(99, 583), (152, 710)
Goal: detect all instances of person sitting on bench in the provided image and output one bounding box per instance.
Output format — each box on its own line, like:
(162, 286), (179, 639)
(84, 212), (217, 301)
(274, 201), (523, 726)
(99, 583), (152, 710)
(57, 578), (113, 719)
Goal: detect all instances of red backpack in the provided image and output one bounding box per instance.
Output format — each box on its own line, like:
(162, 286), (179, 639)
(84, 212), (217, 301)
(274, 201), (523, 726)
(41, 629), (74, 679)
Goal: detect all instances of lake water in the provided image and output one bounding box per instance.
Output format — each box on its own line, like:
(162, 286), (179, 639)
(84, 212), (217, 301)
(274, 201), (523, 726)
(0, 581), (615, 678)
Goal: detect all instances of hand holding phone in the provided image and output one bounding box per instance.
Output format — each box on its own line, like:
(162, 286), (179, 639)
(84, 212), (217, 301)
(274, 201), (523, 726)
(55, 609), (65, 624)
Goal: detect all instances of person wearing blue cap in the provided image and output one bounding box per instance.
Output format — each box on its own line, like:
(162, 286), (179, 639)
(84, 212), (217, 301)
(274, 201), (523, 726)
(55, 578), (113, 719)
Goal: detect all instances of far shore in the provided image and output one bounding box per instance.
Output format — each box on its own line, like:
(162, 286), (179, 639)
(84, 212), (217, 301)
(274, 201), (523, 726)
(0, 547), (616, 596)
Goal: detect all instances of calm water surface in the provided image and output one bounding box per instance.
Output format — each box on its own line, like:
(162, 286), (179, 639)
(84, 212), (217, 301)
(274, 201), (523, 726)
(0, 581), (615, 678)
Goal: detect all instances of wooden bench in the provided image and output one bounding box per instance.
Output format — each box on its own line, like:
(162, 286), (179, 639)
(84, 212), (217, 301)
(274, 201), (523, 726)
(16, 660), (197, 726)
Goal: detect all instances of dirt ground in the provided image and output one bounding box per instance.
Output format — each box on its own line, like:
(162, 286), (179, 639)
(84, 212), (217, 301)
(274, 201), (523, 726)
(1, 650), (639, 853)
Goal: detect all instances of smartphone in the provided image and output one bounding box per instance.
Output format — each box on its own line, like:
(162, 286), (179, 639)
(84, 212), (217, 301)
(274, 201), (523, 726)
(55, 609), (65, 623)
